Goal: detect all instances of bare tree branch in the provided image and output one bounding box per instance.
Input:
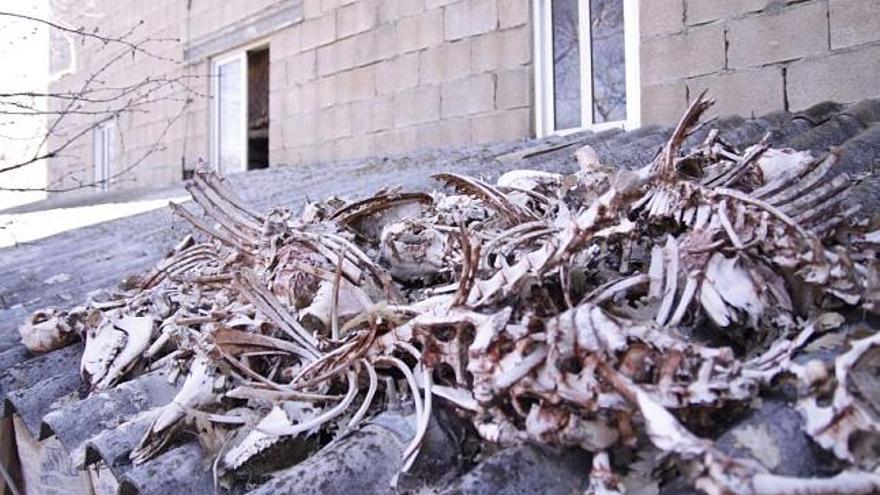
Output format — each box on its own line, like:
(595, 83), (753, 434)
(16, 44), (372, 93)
(0, 8), (209, 193)
(0, 11), (180, 62)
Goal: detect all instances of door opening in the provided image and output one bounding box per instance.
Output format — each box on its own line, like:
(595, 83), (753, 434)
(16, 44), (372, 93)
(211, 44), (270, 174)
(247, 47), (269, 170)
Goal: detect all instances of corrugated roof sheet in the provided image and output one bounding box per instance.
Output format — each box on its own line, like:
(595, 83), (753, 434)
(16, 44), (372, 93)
(0, 99), (879, 494)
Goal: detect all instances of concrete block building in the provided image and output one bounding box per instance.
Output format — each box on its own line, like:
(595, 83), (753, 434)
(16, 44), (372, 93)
(46, 0), (880, 191)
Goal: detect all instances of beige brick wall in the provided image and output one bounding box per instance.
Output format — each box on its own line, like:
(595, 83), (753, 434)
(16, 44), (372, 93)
(640, 0), (880, 125)
(47, 0), (534, 191)
(47, 0), (221, 192)
(50, 0), (880, 192)
(272, 0), (534, 166)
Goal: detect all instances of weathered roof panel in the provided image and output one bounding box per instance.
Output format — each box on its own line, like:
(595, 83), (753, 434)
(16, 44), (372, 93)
(6, 367), (81, 439)
(42, 370), (178, 464)
(84, 409), (162, 478)
(0, 99), (879, 494)
(0, 342), (82, 415)
(117, 442), (212, 495)
(437, 445), (591, 495)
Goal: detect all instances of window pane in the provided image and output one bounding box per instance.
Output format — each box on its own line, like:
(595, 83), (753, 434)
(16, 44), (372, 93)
(93, 127), (105, 187)
(104, 126), (114, 183)
(590, 0), (626, 123)
(552, 0), (581, 130)
(217, 59), (244, 173)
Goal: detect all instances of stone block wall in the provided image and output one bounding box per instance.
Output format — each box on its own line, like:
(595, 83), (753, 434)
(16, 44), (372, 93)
(639, 0), (880, 125)
(270, 0), (533, 166)
(47, 0), (213, 191)
(46, 0), (534, 190)
(45, 0), (880, 192)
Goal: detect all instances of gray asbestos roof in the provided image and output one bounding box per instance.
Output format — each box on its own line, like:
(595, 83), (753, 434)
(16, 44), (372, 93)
(1, 99), (879, 494)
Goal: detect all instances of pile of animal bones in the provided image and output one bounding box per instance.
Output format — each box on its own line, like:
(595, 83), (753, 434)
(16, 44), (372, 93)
(19, 97), (880, 494)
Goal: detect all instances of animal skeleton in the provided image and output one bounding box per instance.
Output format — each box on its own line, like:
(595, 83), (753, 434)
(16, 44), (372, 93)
(19, 96), (880, 494)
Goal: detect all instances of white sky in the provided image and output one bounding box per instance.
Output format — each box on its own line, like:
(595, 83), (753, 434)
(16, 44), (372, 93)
(0, 0), (50, 210)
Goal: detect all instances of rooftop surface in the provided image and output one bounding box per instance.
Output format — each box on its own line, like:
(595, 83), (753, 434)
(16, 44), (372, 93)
(1, 99), (879, 494)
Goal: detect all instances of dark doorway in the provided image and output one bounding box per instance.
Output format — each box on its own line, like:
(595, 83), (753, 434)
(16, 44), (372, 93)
(247, 47), (269, 170)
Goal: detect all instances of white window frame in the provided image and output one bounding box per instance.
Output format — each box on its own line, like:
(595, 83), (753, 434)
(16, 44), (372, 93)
(93, 120), (114, 191)
(533, 0), (641, 137)
(211, 50), (248, 174)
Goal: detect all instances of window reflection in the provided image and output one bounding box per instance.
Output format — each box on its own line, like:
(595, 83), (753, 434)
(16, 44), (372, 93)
(590, 0), (626, 123)
(549, 0), (628, 131)
(552, 0), (582, 130)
